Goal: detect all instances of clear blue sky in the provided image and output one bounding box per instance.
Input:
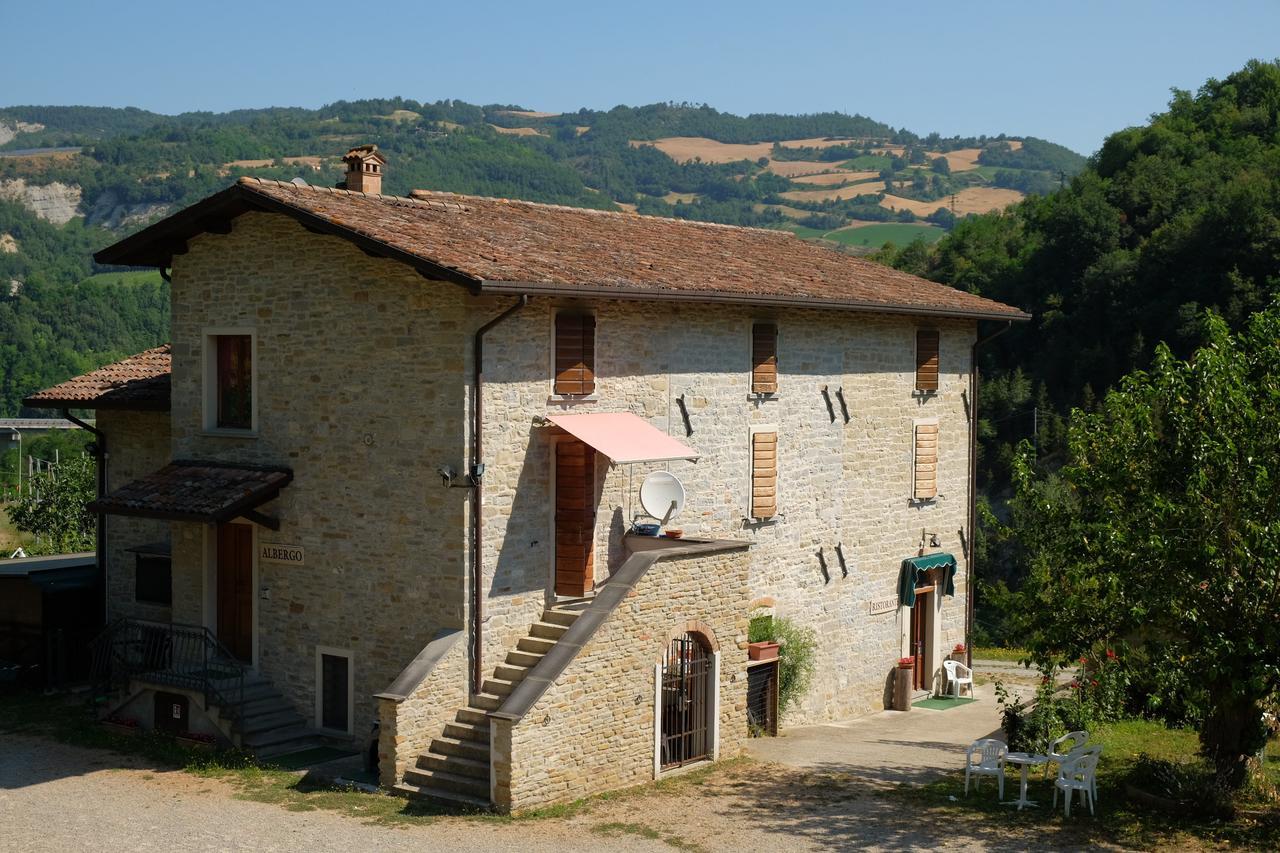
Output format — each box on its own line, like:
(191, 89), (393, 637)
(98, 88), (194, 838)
(4, 0), (1278, 154)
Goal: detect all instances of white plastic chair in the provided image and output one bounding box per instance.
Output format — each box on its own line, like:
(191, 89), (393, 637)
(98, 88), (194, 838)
(941, 659), (973, 699)
(964, 738), (1007, 799)
(1044, 730), (1089, 779)
(1052, 751), (1100, 816)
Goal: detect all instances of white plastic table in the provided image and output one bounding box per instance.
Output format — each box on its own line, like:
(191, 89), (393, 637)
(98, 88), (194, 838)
(1002, 752), (1048, 810)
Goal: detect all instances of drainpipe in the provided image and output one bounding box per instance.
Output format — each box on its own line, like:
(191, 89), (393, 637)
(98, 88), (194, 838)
(471, 295), (529, 695)
(63, 409), (107, 625)
(966, 321), (1011, 672)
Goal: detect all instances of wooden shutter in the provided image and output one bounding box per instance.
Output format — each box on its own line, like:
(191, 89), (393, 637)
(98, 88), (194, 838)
(751, 323), (778, 394)
(914, 422), (938, 500)
(554, 439), (595, 596)
(915, 329), (939, 392)
(554, 313), (596, 395)
(751, 431), (777, 520)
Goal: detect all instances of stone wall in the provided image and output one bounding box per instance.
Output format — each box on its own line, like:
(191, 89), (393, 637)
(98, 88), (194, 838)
(98, 409), (174, 624)
(376, 629), (468, 788)
(491, 545), (751, 812)
(480, 299), (973, 725)
(166, 212), (472, 738)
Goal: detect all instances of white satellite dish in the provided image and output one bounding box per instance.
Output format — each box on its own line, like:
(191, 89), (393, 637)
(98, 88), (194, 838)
(639, 471), (686, 525)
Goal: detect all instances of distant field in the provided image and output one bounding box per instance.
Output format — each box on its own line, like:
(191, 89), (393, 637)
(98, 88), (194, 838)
(779, 180), (885, 203)
(839, 154), (895, 170)
(825, 223), (945, 247)
(767, 159), (842, 177)
(880, 187), (1024, 217)
(636, 135), (868, 165)
(489, 125), (546, 137)
(82, 270), (164, 287)
(790, 170), (879, 186)
(494, 110), (561, 119)
(663, 192), (699, 204)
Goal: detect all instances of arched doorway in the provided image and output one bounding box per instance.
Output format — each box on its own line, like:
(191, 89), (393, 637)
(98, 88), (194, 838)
(660, 633), (714, 769)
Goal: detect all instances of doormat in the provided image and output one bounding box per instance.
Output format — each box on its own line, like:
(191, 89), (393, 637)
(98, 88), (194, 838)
(912, 696), (976, 711)
(267, 746), (359, 770)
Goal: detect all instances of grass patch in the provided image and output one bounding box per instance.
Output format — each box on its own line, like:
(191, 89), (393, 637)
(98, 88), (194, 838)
(838, 154), (895, 170)
(881, 717), (1280, 849)
(780, 223), (828, 240)
(593, 821), (704, 851)
(824, 223), (944, 248)
(972, 646), (1031, 663)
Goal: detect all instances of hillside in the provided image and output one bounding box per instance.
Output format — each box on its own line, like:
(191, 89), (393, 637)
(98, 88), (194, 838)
(0, 98), (1083, 416)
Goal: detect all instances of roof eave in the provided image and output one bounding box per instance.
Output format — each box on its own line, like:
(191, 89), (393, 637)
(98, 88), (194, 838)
(22, 397), (171, 413)
(478, 280), (1031, 323)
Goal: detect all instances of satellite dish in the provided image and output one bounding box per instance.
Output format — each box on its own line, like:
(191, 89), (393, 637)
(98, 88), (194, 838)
(290, 177), (309, 187)
(639, 471), (686, 524)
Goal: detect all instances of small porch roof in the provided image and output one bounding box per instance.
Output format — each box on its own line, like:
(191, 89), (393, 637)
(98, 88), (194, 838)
(87, 460), (292, 528)
(544, 412), (699, 464)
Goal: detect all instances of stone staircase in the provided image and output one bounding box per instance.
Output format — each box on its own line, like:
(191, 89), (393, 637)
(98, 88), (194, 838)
(212, 671), (328, 758)
(395, 602), (586, 808)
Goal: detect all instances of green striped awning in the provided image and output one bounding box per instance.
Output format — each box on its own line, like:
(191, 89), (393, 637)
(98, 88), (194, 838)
(899, 552), (957, 607)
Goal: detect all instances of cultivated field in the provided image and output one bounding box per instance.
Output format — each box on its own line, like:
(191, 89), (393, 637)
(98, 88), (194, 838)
(636, 135), (866, 164)
(489, 125), (547, 136)
(663, 192), (699, 204)
(493, 110), (561, 118)
(223, 156), (324, 170)
(880, 187), (1024, 217)
(779, 180), (887, 202)
(790, 170), (879, 185)
(766, 159), (843, 177)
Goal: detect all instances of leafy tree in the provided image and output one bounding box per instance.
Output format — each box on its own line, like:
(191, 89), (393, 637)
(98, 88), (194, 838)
(1005, 307), (1280, 788)
(931, 155), (951, 175)
(6, 453), (96, 554)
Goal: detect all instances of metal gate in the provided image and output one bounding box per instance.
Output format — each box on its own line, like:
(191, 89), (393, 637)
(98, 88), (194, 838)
(661, 634), (712, 769)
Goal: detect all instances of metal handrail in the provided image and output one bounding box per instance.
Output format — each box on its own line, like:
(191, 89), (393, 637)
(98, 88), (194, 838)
(90, 618), (248, 727)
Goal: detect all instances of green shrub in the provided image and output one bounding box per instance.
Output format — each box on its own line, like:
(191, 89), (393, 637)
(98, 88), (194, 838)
(748, 613), (817, 716)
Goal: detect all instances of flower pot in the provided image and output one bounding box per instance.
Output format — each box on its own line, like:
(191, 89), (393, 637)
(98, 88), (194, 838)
(101, 720), (140, 737)
(748, 641), (780, 661)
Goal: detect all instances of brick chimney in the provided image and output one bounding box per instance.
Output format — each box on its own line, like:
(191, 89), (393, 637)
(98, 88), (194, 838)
(342, 144), (386, 194)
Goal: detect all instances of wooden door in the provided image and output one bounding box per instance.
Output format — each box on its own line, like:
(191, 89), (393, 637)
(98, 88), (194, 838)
(554, 439), (595, 597)
(216, 523), (254, 663)
(910, 589), (931, 690)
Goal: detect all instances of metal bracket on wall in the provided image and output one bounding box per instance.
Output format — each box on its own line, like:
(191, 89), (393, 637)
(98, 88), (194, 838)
(835, 387), (851, 423)
(820, 386), (836, 423)
(816, 547), (830, 584)
(676, 393), (694, 436)
(834, 542), (849, 577)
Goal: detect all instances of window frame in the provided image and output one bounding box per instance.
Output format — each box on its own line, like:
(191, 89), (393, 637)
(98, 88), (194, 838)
(202, 328), (258, 435)
(750, 320), (779, 398)
(134, 553), (172, 606)
(314, 645), (355, 736)
(549, 309), (598, 400)
(912, 417), (940, 502)
(914, 328), (940, 395)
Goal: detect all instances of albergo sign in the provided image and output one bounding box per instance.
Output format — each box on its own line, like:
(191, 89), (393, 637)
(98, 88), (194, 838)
(259, 543), (305, 565)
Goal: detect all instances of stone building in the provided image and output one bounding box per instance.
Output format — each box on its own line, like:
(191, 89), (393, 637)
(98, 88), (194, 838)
(26, 150), (1027, 812)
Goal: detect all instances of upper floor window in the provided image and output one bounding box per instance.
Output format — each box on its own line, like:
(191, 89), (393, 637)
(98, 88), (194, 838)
(204, 330), (255, 433)
(751, 322), (778, 395)
(135, 553), (172, 606)
(554, 312), (596, 396)
(915, 329), (939, 393)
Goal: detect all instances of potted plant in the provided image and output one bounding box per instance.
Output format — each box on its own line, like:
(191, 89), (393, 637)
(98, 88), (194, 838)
(748, 640), (780, 661)
(101, 716), (140, 737)
(951, 643), (966, 661)
(898, 656), (916, 669)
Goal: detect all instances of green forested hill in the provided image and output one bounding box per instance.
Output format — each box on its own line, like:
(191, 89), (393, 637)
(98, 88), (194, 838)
(0, 97), (1083, 416)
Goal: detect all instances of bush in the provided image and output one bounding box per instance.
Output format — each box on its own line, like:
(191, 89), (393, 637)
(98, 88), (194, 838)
(748, 613), (817, 716)
(995, 667), (1096, 753)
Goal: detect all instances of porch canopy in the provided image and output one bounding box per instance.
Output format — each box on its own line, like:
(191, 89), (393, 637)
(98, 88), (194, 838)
(87, 460), (292, 530)
(544, 413), (699, 464)
(898, 552), (958, 607)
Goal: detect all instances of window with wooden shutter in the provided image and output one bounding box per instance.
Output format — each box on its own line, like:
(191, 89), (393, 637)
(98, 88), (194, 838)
(751, 323), (778, 394)
(915, 329), (939, 393)
(751, 430), (777, 520)
(913, 421), (938, 500)
(554, 438), (596, 597)
(554, 313), (596, 395)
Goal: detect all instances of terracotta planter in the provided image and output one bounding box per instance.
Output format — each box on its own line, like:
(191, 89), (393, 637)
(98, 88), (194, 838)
(101, 720), (140, 737)
(748, 641), (780, 661)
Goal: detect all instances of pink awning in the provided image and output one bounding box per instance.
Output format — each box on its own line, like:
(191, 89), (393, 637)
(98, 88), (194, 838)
(544, 413), (699, 464)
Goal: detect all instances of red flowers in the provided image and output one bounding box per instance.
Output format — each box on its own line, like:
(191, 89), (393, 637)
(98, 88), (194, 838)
(1079, 656), (1089, 665)
(1106, 649), (1117, 660)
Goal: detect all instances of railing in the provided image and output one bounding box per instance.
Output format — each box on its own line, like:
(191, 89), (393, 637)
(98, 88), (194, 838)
(90, 619), (248, 727)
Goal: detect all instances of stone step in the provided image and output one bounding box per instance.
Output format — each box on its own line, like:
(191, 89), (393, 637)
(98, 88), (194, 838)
(492, 662), (529, 683)
(236, 695), (294, 718)
(402, 767), (489, 799)
(469, 693), (502, 712)
(242, 723), (315, 749)
(541, 609), (579, 627)
(430, 735), (490, 762)
(528, 621), (568, 641)
(254, 734), (326, 759)
(394, 781), (490, 810)
(505, 648), (544, 668)
(215, 682), (285, 707)
(442, 720), (489, 744)
(482, 677), (517, 698)
(455, 707), (489, 726)
(517, 636), (555, 655)
(237, 709), (305, 735)
(417, 752), (488, 780)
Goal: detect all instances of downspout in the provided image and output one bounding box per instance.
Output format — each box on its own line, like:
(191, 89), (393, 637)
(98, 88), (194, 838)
(966, 321), (1011, 672)
(63, 409), (107, 625)
(471, 294), (530, 695)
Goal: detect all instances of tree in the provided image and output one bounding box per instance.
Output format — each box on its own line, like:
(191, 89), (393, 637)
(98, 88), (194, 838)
(6, 454), (96, 554)
(930, 155), (950, 176)
(1006, 307), (1280, 788)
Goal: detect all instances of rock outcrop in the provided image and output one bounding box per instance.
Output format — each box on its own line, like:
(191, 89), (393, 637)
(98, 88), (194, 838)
(85, 192), (172, 229)
(0, 178), (82, 225)
(0, 233), (17, 254)
(0, 120), (44, 146)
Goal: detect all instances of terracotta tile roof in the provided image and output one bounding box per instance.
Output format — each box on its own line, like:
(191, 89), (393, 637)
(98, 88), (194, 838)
(24, 345), (171, 411)
(98, 178), (1029, 321)
(87, 460), (292, 523)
